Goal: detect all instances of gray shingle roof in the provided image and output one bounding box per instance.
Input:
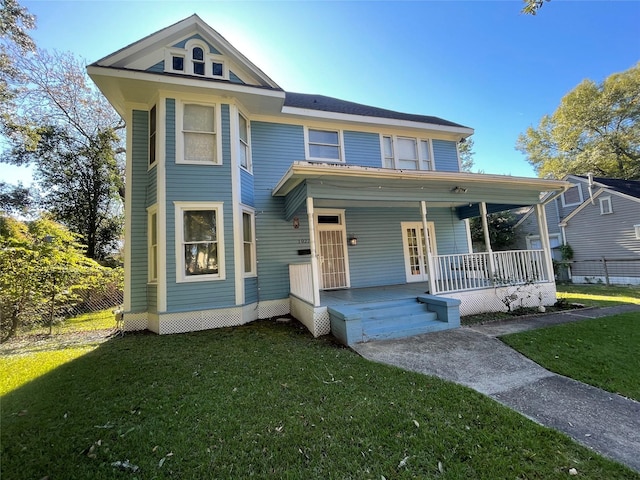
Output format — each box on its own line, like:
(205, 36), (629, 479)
(284, 92), (469, 129)
(576, 176), (640, 199)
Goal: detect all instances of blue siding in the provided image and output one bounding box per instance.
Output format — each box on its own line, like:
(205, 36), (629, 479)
(432, 140), (460, 172)
(147, 166), (157, 207)
(164, 100), (236, 312)
(172, 34), (221, 54)
(130, 110), (149, 312)
(229, 71), (245, 84)
(240, 168), (254, 206)
(147, 61), (164, 73)
(344, 131), (381, 167)
(252, 121), (306, 301)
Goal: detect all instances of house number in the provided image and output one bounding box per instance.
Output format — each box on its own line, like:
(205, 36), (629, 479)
(298, 239), (309, 244)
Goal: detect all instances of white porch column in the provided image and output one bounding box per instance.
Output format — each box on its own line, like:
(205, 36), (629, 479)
(480, 202), (496, 280)
(421, 201), (437, 295)
(306, 197), (321, 306)
(535, 203), (555, 282)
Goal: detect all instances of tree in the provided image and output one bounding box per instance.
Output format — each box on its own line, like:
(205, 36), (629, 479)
(517, 63), (640, 180)
(1, 48), (125, 260)
(469, 211), (518, 252)
(0, 181), (31, 215)
(521, 0), (550, 16)
(458, 137), (475, 172)
(0, 215), (103, 341)
(0, 0), (35, 105)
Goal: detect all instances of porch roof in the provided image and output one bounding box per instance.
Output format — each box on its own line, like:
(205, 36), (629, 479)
(273, 162), (570, 220)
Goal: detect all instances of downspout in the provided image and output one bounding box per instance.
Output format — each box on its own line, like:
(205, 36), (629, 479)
(306, 197), (321, 307)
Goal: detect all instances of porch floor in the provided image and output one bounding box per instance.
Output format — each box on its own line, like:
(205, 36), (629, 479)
(320, 282), (430, 307)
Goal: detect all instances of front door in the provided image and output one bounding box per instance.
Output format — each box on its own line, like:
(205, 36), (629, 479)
(315, 210), (350, 290)
(401, 222), (436, 283)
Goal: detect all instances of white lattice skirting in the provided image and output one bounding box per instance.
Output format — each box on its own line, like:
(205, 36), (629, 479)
(123, 299), (291, 335)
(290, 296), (331, 337)
(446, 282), (557, 317)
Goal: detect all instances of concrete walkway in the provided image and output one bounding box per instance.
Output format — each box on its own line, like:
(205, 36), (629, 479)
(353, 305), (640, 472)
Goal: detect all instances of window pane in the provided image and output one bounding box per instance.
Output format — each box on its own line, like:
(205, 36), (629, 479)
(398, 159), (419, 170)
(383, 136), (393, 157)
(239, 115), (248, 142)
(309, 129), (339, 145)
(184, 210), (216, 242)
(240, 144), (248, 168)
(192, 47), (204, 61)
(193, 62), (205, 75)
(151, 213), (157, 244)
(172, 56), (184, 71)
(310, 144), (340, 159)
(212, 62), (223, 76)
(383, 158), (394, 168)
(184, 104), (214, 132)
(185, 132), (215, 162)
(243, 212), (252, 242)
(185, 243), (218, 276)
(397, 138), (417, 160)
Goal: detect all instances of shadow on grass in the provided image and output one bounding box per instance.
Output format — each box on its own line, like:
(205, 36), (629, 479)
(2, 320), (637, 479)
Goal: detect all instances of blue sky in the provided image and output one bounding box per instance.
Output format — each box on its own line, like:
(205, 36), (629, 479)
(4, 0), (640, 185)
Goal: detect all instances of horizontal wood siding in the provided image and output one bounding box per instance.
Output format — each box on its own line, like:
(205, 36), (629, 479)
(344, 131), (381, 167)
(164, 100), (236, 312)
(252, 121), (306, 301)
(244, 277), (258, 304)
(130, 110), (149, 312)
(147, 61), (164, 73)
(147, 284), (157, 313)
(284, 182), (308, 221)
(565, 194), (640, 260)
(432, 140), (459, 172)
(147, 166), (157, 207)
(240, 168), (254, 206)
(346, 206), (470, 288)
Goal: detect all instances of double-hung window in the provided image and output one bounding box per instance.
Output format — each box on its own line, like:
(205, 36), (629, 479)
(242, 210), (256, 275)
(382, 136), (433, 170)
(149, 105), (157, 166)
(239, 113), (251, 171)
(181, 103), (218, 164)
(599, 196), (613, 215)
(307, 128), (342, 162)
(175, 202), (225, 282)
(148, 207), (158, 283)
(561, 184), (584, 207)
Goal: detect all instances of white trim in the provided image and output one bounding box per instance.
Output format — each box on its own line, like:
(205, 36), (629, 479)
(561, 183), (584, 207)
(401, 220), (437, 283)
(380, 135), (434, 171)
(635, 225), (640, 240)
(123, 108), (134, 311)
(238, 109), (252, 173)
(229, 104), (243, 305)
(176, 100), (222, 165)
(599, 196), (613, 215)
(304, 127), (345, 163)
(157, 97), (167, 312)
(174, 201), (226, 283)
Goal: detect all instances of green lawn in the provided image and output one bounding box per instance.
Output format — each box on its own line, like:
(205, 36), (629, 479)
(2, 320), (637, 479)
(556, 283), (640, 307)
(501, 312), (640, 401)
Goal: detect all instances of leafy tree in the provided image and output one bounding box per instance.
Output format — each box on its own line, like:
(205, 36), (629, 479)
(470, 211), (518, 252)
(458, 137), (475, 172)
(517, 63), (640, 180)
(521, 0), (550, 16)
(0, 180), (30, 215)
(0, 0), (35, 105)
(1, 48), (125, 260)
(0, 215), (103, 341)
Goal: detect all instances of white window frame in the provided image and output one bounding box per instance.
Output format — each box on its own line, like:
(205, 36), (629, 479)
(380, 135), (434, 171)
(164, 40), (228, 79)
(176, 100), (222, 165)
(147, 205), (158, 283)
(149, 104), (157, 168)
(634, 224), (640, 240)
(599, 196), (613, 215)
(561, 183), (584, 207)
(174, 201), (225, 283)
(304, 127), (345, 163)
(526, 233), (562, 250)
(238, 111), (252, 172)
(241, 208), (256, 276)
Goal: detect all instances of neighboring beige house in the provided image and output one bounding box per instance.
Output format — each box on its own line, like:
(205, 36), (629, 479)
(514, 175), (640, 285)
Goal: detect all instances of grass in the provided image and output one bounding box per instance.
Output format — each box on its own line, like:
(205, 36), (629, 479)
(501, 312), (640, 401)
(2, 319), (638, 479)
(27, 308), (117, 335)
(556, 283), (640, 307)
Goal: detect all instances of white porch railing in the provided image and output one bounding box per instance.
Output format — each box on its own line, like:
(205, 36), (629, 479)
(433, 250), (548, 294)
(289, 263), (315, 304)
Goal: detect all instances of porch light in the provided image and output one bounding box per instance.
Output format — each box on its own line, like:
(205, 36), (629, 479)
(348, 235), (358, 246)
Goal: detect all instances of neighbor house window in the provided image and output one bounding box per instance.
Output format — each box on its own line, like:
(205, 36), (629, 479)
(180, 103), (219, 164)
(148, 207), (158, 283)
(306, 128), (342, 161)
(600, 196), (612, 215)
(149, 105), (157, 166)
(238, 112), (251, 171)
(175, 202), (225, 282)
(242, 210), (256, 275)
(381, 136), (433, 171)
(635, 225), (640, 240)
(561, 183), (584, 207)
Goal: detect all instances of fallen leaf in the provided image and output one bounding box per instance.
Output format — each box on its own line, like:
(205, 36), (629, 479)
(438, 461), (444, 473)
(413, 420), (419, 428)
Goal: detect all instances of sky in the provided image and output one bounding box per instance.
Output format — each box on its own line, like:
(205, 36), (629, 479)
(3, 0), (640, 185)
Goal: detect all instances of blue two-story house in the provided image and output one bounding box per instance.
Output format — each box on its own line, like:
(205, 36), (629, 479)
(88, 15), (569, 344)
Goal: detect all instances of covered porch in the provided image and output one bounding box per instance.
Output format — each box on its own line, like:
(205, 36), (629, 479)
(274, 162), (569, 342)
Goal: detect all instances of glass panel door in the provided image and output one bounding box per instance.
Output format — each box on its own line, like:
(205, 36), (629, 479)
(401, 222), (436, 283)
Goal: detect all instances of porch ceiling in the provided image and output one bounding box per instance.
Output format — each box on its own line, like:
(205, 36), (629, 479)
(273, 162), (570, 219)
